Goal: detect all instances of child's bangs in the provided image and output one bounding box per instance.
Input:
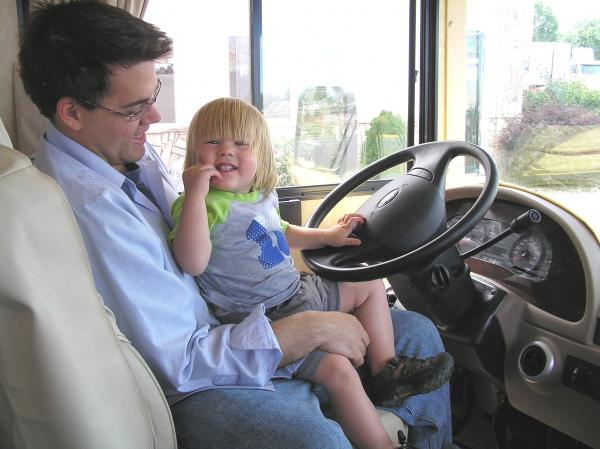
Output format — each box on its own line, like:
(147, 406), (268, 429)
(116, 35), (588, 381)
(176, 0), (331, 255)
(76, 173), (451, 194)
(199, 102), (258, 145)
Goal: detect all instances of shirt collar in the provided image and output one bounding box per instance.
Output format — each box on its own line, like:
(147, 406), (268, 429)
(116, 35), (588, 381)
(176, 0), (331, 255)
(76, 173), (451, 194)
(45, 122), (127, 189)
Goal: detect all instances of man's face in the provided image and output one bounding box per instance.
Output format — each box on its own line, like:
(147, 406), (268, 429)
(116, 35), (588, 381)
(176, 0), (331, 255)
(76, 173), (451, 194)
(74, 61), (161, 172)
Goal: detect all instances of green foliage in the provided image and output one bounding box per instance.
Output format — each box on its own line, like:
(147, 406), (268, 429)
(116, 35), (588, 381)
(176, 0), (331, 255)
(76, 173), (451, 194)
(563, 19), (600, 59)
(362, 111), (407, 166)
(276, 154), (295, 187)
(501, 81), (600, 152)
(498, 81), (600, 187)
(524, 81), (600, 112)
(533, 1), (558, 42)
(272, 138), (297, 187)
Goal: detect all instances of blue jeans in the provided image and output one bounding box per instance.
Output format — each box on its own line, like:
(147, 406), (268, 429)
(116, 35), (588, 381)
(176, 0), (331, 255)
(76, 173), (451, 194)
(385, 309), (452, 449)
(171, 309), (452, 449)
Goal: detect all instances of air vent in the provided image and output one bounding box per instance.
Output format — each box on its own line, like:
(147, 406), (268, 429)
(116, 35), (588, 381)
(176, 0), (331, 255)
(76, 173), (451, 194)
(518, 341), (554, 382)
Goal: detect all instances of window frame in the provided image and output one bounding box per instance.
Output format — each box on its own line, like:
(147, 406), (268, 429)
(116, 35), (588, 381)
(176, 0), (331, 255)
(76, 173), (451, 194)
(18, 0), (442, 200)
(248, 0), (441, 200)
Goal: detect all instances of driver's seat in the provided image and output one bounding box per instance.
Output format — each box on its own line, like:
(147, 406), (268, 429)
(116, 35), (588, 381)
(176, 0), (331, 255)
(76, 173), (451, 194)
(0, 145), (176, 449)
(0, 144), (407, 448)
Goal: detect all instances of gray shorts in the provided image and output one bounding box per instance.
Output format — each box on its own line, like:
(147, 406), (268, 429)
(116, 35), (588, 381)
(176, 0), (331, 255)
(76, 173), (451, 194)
(213, 273), (340, 380)
(266, 273), (340, 380)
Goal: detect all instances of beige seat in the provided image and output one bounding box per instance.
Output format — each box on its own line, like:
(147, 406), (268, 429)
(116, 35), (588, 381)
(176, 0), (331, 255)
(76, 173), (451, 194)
(0, 145), (176, 449)
(0, 144), (406, 448)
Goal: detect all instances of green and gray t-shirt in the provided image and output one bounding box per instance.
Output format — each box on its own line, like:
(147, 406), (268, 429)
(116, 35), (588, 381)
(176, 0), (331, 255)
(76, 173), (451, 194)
(170, 189), (300, 313)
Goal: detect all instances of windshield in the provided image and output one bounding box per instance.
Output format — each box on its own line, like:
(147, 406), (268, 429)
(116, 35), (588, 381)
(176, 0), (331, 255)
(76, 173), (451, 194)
(144, 0), (600, 234)
(457, 0), (600, 232)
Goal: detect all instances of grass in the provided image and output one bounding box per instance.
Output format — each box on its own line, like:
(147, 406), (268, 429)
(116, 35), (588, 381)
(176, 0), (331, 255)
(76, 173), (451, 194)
(508, 125), (600, 187)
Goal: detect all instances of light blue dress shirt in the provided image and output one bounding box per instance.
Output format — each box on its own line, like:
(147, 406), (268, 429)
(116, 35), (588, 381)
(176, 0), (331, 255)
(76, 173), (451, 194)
(34, 123), (284, 404)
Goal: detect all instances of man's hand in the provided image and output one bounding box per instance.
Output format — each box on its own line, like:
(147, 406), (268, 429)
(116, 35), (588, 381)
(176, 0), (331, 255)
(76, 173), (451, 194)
(182, 163), (221, 199)
(271, 311), (369, 368)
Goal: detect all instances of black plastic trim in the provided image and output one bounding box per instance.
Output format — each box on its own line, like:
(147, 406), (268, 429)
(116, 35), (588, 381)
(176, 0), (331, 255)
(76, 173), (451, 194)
(277, 179), (390, 202)
(419, 0), (439, 143)
(250, 0), (263, 111)
(594, 318), (600, 345)
(407, 0), (417, 147)
(16, 0), (29, 38)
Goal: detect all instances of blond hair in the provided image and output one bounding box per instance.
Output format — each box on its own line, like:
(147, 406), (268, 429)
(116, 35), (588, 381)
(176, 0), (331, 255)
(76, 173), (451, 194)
(185, 97), (277, 193)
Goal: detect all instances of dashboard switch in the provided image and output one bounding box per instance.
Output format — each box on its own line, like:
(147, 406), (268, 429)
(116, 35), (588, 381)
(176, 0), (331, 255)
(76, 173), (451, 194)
(429, 266), (451, 288)
(563, 356), (600, 402)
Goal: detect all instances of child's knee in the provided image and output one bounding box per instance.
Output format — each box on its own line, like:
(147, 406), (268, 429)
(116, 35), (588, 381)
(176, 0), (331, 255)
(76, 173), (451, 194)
(340, 279), (386, 311)
(317, 353), (360, 389)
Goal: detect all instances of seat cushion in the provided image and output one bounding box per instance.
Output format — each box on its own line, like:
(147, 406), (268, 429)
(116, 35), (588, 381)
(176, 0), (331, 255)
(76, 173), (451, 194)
(0, 145), (176, 449)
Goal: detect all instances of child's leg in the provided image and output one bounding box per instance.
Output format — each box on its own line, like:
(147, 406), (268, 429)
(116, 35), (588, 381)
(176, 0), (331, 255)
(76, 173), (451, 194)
(309, 352), (397, 449)
(338, 280), (454, 405)
(339, 279), (394, 375)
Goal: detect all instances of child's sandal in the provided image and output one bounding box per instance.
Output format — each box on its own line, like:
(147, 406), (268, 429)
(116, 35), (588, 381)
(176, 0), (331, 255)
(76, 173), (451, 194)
(371, 352), (454, 407)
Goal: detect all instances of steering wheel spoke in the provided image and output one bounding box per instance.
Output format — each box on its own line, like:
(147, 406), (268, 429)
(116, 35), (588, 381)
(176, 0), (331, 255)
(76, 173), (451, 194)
(304, 238), (386, 269)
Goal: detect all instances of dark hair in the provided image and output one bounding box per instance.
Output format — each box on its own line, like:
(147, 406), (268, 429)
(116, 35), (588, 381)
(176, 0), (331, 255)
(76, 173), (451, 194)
(19, 0), (172, 119)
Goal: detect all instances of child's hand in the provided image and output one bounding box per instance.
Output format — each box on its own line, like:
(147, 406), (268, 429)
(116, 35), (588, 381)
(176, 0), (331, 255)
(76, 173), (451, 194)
(182, 163), (221, 198)
(323, 213), (365, 247)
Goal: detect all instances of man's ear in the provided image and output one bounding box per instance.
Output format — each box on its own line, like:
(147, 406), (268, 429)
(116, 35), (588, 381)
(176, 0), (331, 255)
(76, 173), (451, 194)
(55, 97), (84, 132)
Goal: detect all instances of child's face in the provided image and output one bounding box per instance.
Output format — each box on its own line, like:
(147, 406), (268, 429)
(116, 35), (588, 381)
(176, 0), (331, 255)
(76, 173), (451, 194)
(196, 138), (257, 193)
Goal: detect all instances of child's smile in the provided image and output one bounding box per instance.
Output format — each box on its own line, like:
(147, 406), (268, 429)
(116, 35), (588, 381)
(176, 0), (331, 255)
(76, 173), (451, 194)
(198, 139), (257, 193)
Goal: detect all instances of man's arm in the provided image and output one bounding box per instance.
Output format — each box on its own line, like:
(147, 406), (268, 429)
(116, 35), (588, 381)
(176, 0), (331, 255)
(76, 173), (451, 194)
(77, 194), (371, 401)
(272, 310), (370, 368)
(75, 194), (285, 399)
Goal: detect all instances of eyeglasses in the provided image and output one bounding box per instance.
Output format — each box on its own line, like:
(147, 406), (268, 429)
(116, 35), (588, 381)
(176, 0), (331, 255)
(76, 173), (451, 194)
(80, 79), (162, 122)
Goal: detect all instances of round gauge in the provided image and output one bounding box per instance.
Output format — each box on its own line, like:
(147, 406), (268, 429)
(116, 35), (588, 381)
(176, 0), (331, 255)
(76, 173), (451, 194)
(447, 214), (487, 252)
(509, 231), (552, 278)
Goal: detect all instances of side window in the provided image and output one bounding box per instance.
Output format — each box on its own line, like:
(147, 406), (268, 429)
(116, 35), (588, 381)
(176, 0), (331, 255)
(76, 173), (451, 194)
(445, 0), (600, 230)
(144, 1), (250, 191)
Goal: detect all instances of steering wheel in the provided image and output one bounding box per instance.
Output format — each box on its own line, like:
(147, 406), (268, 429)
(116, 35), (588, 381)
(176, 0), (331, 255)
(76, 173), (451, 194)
(301, 141), (499, 282)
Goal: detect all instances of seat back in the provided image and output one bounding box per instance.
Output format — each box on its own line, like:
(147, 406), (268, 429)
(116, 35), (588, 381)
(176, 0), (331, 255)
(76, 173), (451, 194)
(0, 145), (176, 449)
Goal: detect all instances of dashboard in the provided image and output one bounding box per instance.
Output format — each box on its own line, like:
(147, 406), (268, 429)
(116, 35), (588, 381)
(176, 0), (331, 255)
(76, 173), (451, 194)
(447, 213), (552, 282)
(442, 185), (600, 449)
(445, 197), (586, 322)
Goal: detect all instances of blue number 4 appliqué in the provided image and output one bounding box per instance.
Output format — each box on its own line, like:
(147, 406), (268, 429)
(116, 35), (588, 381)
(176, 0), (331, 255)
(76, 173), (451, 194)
(246, 219), (290, 269)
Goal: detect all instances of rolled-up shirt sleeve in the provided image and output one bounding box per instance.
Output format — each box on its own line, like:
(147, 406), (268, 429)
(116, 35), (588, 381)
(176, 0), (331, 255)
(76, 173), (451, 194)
(74, 192), (283, 403)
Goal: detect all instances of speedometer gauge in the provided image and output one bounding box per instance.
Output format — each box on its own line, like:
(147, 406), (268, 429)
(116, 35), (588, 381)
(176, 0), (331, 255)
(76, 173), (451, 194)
(446, 212), (552, 281)
(509, 231), (552, 279)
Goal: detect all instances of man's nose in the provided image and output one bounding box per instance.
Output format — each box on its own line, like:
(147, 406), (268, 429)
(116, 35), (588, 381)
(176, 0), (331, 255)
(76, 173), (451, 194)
(141, 103), (161, 125)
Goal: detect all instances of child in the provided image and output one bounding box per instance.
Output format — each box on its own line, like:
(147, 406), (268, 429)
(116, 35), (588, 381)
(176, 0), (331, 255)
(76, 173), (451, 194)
(170, 98), (453, 449)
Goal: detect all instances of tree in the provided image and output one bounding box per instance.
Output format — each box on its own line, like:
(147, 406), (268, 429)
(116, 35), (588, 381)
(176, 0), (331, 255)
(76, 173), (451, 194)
(533, 1), (558, 42)
(362, 111), (406, 166)
(565, 20), (600, 60)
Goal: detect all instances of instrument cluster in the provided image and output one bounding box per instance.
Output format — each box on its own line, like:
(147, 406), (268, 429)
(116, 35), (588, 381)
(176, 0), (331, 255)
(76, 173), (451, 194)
(445, 198), (586, 322)
(447, 214), (552, 281)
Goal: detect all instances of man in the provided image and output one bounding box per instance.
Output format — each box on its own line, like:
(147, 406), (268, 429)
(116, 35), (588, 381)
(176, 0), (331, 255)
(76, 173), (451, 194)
(19, 2), (454, 448)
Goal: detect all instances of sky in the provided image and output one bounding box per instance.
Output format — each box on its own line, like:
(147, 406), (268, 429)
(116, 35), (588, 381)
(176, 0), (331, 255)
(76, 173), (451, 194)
(540, 0), (600, 33)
